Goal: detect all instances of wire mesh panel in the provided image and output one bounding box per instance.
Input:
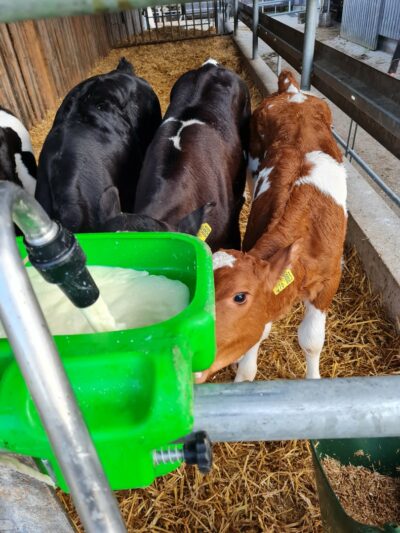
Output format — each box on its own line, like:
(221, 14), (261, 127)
(105, 1), (232, 47)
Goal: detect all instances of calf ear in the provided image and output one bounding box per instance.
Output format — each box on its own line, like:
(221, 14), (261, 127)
(177, 202), (215, 235)
(265, 240), (300, 290)
(99, 186), (121, 223)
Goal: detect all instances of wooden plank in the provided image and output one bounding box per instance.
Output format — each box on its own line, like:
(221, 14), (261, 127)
(0, 14), (112, 126)
(0, 24), (34, 125)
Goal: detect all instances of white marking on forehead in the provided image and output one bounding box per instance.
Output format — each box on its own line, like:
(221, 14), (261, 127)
(268, 104), (274, 109)
(296, 151), (347, 211)
(168, 119), (205, 151)
(248, 155), (260, 173)
(0, 109), (32, 152)
(202, 58), (219, 66)
(254, 166), (273, 200)
(289, 92), (307, 103)
(212, 251), (236, 270)
(287, 83), (298, 94)
(284, 77), (289, 83)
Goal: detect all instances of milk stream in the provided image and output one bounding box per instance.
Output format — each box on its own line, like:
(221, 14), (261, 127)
(0, 266), (190, 337)
(81, 295), (122, 333)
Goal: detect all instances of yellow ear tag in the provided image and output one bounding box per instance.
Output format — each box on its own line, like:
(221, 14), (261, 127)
(197, 223), (212, 241)
(273, 269), (295, 295)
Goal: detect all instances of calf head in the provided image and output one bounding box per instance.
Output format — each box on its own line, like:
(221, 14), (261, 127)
(195, 244), (297, 383)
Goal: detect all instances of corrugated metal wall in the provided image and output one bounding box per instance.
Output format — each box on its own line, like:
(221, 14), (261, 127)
(341, 0), (384, 50)
(341, 0), (399, 49)
(380, 0), (400, 39)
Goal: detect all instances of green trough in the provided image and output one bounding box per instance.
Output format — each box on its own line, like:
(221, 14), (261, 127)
(0, 232), (216, 492)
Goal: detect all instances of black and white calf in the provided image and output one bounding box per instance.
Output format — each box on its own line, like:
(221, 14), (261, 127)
(102, 59), (251, 252)
(0, 106), (37, 195)
(35, 58), (162, 233)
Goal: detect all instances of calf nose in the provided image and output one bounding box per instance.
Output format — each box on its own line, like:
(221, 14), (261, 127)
(194, 371), (209, 384)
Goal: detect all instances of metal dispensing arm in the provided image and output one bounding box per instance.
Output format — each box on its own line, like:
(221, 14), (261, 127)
(0, 182), (126, 533)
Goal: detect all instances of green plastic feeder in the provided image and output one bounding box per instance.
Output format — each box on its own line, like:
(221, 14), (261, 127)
(0, 232), (216, 492)
(311, 438), (400, 533)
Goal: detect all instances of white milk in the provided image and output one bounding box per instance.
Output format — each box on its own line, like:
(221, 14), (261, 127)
(0, 266), (190, 337)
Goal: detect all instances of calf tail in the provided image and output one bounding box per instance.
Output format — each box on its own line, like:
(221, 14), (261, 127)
(278, 70), (300, 94)
(117, 57), (135, 75)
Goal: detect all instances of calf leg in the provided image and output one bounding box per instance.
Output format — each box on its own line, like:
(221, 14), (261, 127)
(235, 323), (272, 382)
(298, 301), (326, 379)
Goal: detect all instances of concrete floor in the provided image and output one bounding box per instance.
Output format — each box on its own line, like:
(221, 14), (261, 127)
(237, 21), (400, 215)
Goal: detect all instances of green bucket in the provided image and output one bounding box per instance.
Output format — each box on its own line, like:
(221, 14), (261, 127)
(311, 439), (400, 532)
(0, 232), (216, 491)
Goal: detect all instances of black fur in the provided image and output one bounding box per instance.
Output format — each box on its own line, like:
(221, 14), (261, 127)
(35, 58), (161, 233)
(103, 62), (251, 251)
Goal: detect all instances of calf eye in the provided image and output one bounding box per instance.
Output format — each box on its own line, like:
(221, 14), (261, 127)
(233, 292), (247, 304)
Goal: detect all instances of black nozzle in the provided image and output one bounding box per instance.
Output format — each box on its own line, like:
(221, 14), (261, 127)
(183, 431), (213, 474)
(24, 223), (100, 309)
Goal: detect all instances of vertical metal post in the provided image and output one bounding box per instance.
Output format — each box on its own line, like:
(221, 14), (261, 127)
(349, 123), (358, 163)
(252, 0), (259, 59)
(345, 119), (354, 157)
(277, 54), (282, 75)
(214, 0), (219, 32)
(0, 184), (126, 533)
(300, 0), (318, 90)
(288, 0), (292, 13)
(234, 0), (239, 34)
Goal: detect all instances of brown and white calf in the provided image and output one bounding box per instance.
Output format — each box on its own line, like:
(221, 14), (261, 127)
(196, 70), (347, 383)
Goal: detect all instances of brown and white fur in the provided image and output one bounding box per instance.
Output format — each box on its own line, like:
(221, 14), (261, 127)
(196, 70), (347, 383)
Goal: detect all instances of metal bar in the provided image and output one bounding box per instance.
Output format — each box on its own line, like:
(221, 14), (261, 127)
(0, 183), (126, 533)
(214, 0), (219, 32)
(349, 122), (358, 163)
(153, 5), (160, 41)
(169, 3), (174, 40)
(252, 0), (259, 59)
(199, 0), (204, 33)
(276, 54), (281, 75)
(301, 0), (318, 90)
(332, 129), (400, 208)
(345, 119), (354, 157)
(193, 376), (400, 442)
(0, 0), (176, 23)
(234, 0), (239, 34)
(204, 0), (210, 32)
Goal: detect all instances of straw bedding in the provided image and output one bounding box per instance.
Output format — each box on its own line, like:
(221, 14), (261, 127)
(29, 36), (400, 532)
(321, 457), (400, 527)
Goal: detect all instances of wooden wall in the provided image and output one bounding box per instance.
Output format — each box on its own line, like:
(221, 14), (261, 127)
(0, 14), (112, 128)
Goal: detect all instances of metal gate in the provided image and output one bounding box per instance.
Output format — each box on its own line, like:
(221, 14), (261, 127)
(106, 0), (232, 47)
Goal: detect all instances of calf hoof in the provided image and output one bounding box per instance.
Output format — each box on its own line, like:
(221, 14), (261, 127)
(306, 372), (321, 379)
(234, 369), (257, 383)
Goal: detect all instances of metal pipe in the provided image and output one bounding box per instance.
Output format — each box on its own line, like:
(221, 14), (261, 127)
(0, 0), (169, 23)
(345, 118), (354, 157)
(332, 129), (400, 208)
(252, 0), (259, 59)
(0, 183), (126, 533)
(234, 0), (239, 34)
(300, 0), (318, 90)
(193, 376), (400, 442)
(349, 122), (358, 163)
(276, 54), (282, 75)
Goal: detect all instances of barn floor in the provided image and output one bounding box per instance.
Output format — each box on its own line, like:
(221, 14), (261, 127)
(29, 36), (400, 533)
